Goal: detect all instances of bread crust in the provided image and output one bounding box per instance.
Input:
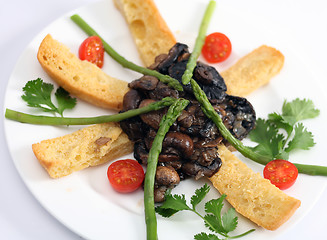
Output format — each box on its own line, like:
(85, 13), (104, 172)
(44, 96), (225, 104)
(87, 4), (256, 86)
(113, 0), (176, 66)
(32, 123), (134, 178)
(222, 45), (284, 97)
(209, 145), (301, 230)
(37, 34), (129, 110)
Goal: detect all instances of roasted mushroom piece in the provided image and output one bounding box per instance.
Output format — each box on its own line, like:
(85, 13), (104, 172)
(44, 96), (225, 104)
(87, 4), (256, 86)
(120, 42), (257, 201)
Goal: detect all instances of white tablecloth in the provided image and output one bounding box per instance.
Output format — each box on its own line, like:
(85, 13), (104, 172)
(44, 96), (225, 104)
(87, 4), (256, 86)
(1, 0), (327, 239)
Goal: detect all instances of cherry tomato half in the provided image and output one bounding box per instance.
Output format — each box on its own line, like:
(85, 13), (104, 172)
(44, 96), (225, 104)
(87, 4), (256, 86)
(263, 159), (298, 190)
(201, 32), (232, 63)
(107, 159), (145, 193)
(79, 36), (104, 68)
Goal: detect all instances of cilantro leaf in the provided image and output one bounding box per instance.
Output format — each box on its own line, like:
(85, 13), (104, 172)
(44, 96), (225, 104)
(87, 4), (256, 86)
(191, 183), (210, 209)
(249, 119), (286, 159)
(21, 78), (76, 116)
(22, 78), (57, 112)
(194, 232), (222, 240)
(248, 98), (319, 161)
(155, 206), (179, 218)
(285, 123), (315, 152)
(221, 208), (238, 233)
(155, 185), (255, 239)
(204, 214), (224, 234)
(55, 87), (77, 116)
(281, 98), (320, 126)
(155, 193), (190, 213)
(268, 112), (293, 136)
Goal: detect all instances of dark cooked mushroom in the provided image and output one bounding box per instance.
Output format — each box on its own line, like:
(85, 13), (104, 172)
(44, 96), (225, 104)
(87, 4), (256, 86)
(120, 117), (146, 141)
(120, 42), (257, 200)
(181, 158), (222, 180)
(128, 75), (159, 91)
(193, 62), (227, 90)
(122, 89), (142, 111)
(139, 99), (166, 129)
(162, 132), (194, 158)
(148, 81), (179, 100)
(153, 166), (180, 202)
(156, 43), (189, 74)
(155, 166), (180, 187)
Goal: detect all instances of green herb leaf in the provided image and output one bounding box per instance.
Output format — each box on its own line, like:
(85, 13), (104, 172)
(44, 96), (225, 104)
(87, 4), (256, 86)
(194, 232), (222, 240)
(281, 98), (320, 126)
(21, 78), (76, 116)
(156, 193), (190, 213)
(156, 185), (254, 239)
(204, 214), (224, 234)
(155, 206), (179, 218)
(191, 183), (210, 209)
(249, 119), (286, 159)
(249, 98), (319, 161)
(55, 87), (77, 116)
(221, 207), (238, 233)
(285, 123), (315, 152)
(22, 78), (57, 112)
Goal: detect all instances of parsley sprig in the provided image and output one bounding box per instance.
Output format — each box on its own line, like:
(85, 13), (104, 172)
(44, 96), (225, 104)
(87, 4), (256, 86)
(249, 98), (320, 160)
(21, 78), (76, 117)
(155, 184), (255, 240)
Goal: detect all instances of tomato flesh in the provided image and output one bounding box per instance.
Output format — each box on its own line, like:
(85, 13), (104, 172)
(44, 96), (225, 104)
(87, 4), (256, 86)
(202, 32), (232, 63)
(79, 36), (104, 68)
(263, 159), (298, 190)
(107, 159), (144, 193)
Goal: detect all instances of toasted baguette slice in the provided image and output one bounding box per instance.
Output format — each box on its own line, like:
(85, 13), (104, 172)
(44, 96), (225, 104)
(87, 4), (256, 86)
(209, 145), (301, 230)
(32, 123), (134, 178)
(37, 34), (129, 110)
(113, 0), (176, 67)
(222, 45), (284, 97)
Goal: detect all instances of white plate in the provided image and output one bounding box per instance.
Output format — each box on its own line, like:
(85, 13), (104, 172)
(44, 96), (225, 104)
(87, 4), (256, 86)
(4, 0), (327, 239)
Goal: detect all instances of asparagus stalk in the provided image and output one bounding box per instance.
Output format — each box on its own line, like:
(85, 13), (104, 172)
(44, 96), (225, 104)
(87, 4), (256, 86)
(190, 79), (327, 176)
(5, 97), (176, 125)
(144, 98), (189, 240)
(70, 14), (183, 92)
(181, 0), (216, 85)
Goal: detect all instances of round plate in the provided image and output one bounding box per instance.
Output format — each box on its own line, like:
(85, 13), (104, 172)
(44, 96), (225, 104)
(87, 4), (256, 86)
(4, 0), (327, 239)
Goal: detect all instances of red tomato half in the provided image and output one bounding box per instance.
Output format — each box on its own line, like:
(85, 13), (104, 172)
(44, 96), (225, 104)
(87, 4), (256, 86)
(79, 36), (104, 68)
(202, 32), (232, 63)
(107, 159), (145, 193)
(263, 159), (298, 190)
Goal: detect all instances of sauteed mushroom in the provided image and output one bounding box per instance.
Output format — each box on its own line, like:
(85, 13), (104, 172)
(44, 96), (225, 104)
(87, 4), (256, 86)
(120, 43), (256, 202)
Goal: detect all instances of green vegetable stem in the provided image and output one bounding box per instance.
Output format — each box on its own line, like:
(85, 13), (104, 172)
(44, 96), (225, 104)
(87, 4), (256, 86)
(181, 0), (216, 85)
(144, 98), (189, 240)
(5, 97), (176, 125)
(70, 14), (183, 92)
(190, 79), (327, 176)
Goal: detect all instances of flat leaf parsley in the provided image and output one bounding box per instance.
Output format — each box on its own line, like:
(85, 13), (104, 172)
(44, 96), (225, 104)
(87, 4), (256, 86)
(249, 98), (319, 160)
(21, 78), (76, 116)
(155, 184), (255, 240)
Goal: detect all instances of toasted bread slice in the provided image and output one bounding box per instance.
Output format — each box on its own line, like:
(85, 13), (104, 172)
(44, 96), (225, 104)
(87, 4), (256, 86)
(113, 0), (176, 67)
(32, 123), (134, 178)
(222, 45), (284, 97)
(209, 145), (301, 230)
(37, 34), (129, 110)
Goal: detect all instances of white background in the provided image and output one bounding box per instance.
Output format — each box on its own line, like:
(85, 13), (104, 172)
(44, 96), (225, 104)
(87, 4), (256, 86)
(1, 0), (327, 239)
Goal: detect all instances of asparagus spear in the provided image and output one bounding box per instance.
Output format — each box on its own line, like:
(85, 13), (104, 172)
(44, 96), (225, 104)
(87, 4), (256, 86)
(5, 97), (176, 125)
(181, 0), (216, 85)
(70, 14), (183, 92)
(190, 79), (327, 176)
(144, 98), (189, 240)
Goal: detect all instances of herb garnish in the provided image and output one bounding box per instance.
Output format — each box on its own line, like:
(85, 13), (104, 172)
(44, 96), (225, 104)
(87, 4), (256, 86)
(249, 98), (320, 160)
(156, 184), (255, 240)
(21, 78), (76, 117)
